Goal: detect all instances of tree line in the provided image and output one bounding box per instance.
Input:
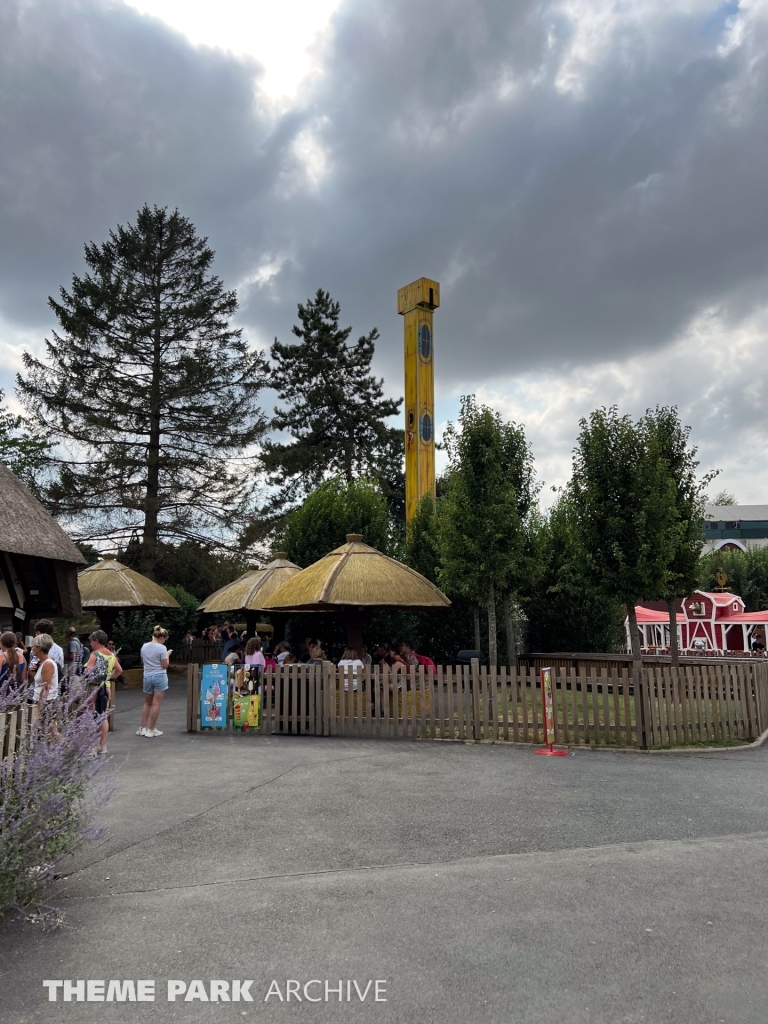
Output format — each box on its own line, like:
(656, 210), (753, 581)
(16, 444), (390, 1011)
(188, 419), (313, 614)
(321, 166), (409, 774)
(0, 205), (725, 660)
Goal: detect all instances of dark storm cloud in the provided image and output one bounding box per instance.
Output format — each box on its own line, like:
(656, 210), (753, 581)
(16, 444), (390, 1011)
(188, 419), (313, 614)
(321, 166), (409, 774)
(270, 0), (768, 385)
(1, 0), (768, 397)
(0, 0), (286, 327)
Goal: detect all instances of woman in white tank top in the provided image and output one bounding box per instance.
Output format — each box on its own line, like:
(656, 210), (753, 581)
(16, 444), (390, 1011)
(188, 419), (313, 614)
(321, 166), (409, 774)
(29, 633), (60, 707)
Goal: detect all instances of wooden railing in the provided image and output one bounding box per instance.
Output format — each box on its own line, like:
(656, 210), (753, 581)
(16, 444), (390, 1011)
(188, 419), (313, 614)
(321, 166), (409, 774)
(0, 685), (117, 760)
(186, 660), (768, 748)
(0, 702), (38, 765)
(172, 642), (223, 665)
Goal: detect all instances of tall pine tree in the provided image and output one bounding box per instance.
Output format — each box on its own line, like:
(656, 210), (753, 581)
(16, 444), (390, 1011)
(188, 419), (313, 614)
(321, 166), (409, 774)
(263, 290), (402, 513)
(18, 205), (268, 578)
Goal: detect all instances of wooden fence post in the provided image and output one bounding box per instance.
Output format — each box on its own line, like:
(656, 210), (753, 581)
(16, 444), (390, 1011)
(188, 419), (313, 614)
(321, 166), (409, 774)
(186, 664), (195, 732)
(754, 661), (768, 735)
(471, 658), (481, 740)
(634, 662), (648, 750)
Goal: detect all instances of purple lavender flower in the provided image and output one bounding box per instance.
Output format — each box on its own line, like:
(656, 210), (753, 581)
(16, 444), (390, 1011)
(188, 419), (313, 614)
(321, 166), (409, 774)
(0, 678), (115, 926)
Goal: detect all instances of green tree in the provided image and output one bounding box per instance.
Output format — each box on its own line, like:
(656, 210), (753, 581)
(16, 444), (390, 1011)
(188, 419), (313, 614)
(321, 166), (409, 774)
(0, 390), (52, 497)
(644, 407), (709, 665)
(280, 477), (391, 567)
(119, 537), (248, 602)
(709, 489), (737, 506)
(405, 494), (441, 582)
(18, 205), (268, 579)
(440, 396), (536, 666)
(699, 548), (768, 611)
(113, 583), (200, 655)
(524, 493), (625, 653)
(570, 407), (678, 663)
(264, 290), (402, 514)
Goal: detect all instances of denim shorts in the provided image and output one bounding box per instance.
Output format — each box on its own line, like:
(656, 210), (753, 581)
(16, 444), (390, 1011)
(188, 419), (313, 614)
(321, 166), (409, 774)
(143, 671), (168, 694)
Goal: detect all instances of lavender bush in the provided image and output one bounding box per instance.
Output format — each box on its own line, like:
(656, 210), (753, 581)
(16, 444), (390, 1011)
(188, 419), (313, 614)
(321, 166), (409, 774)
(0, 678), (115, 925)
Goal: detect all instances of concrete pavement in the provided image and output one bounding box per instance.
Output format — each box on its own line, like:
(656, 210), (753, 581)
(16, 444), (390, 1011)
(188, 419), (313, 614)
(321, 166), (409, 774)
(2, 675), (768, 1023)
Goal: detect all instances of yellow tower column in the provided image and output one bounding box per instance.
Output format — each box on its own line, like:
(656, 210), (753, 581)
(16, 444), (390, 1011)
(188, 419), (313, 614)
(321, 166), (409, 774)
(398, 277), (440, 522)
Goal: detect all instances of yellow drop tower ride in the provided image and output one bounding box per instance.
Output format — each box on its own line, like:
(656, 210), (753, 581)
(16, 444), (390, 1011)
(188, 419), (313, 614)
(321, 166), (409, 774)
(398, 277), (440, 522)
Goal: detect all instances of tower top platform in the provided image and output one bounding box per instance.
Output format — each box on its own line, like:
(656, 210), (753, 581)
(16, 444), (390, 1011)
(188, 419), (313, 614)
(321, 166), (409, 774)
(397, 277), (440, 314)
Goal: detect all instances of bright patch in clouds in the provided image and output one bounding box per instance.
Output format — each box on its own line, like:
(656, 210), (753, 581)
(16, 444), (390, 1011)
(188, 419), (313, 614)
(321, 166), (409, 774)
(468, 305), (768, 508)
(126, 0), (341, 97)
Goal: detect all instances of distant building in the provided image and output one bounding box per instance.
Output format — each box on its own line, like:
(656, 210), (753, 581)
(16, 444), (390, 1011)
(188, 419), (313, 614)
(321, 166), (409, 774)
(0, 462), (85, 633)
(703, 505), (768, 553)
(630, 591), (768, 654)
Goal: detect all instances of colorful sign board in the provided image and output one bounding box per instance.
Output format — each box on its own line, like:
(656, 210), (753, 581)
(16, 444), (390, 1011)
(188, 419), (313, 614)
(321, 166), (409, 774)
(233, 694), (261, 730)
(200, 663), (228, 729)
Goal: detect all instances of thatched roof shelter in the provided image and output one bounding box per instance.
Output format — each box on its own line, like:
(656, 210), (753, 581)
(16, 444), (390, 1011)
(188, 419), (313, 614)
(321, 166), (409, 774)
(262, 535), (450, 652)
(0, 463), (85, 566)
(197, 554), (302, 615)
(263, 535), (450, 611)
(78, 556), (179, 635)
(0, 461), (85, 623)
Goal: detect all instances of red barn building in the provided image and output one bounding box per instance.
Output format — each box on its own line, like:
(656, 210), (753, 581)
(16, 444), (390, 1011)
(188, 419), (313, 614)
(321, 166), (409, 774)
(629, 591), (768, 654)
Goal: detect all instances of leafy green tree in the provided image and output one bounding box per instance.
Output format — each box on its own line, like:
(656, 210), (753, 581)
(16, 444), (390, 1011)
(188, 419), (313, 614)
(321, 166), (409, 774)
(524, 493), (625, 653)
(570, 407), (678, 662)
(0, 390), (52, 497)
(709, 489), (737, 506)
(113, 584), (200, 655)
(280, 477), (391, 567)
(119, 537), (248, 602)
(402, 493), (484, 662)
(405, 494), (441, 582)
(18, 205), (268, 579)
(440, 396), (536, 666)
(699, 548), (768, 612)
(264, 290), (402, 513)
(643, 406), (709, 665)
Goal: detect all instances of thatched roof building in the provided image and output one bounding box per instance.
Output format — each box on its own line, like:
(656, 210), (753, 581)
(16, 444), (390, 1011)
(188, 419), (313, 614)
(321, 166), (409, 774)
(78, 556), (180, 610)
(198, 554), (302, 615)
(262, 535), (450, 652)
(263, 535), (451, 611)
(0, 461), (86, 628)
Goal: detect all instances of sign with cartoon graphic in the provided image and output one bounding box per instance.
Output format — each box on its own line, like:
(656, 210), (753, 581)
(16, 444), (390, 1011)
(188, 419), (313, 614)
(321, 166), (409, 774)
(201, 663), (228, 728)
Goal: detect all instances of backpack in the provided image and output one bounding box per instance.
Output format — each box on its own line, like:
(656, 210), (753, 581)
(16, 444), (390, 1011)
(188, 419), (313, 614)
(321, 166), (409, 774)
(415, 654), (436, 671)
(85, 651), (114, 687)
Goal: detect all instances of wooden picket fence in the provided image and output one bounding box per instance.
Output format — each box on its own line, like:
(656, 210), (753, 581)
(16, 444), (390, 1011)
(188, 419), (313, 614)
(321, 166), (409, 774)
(187, 659), (768, 748)
(0, 702), (39, 766)
(0, 684), (117, 767)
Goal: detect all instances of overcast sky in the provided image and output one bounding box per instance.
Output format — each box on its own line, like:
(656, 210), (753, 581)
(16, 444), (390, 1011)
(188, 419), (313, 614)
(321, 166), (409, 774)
(2, 0), (767, 501)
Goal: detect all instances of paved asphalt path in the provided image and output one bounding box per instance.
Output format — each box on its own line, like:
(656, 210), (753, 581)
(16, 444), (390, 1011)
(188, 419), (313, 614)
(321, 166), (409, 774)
(2, 675), (768, 1023)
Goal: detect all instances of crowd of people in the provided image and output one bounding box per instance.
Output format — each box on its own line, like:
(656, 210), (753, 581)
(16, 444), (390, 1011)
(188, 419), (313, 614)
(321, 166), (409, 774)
(0, 615), (438, 746)
(0, 619), (121, 754)
(203, 622), (437, 677)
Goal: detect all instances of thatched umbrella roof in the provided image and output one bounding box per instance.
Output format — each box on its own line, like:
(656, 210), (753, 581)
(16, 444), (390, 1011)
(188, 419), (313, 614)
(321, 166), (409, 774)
(262, 535), (450, 611)
(78, 556), (180, 610)
(0, 462), (85, 565)
(197, 554), (302, 614)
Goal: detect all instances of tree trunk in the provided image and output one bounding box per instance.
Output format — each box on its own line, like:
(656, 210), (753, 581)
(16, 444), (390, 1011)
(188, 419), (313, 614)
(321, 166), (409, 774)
(626, 601), (642, 664)
(667, 596), (680, 667)
(140, 272), (163, 580)
(488, 582), (497, 667)
(473, 605), (481, 652)
(503, 592), (517, 671)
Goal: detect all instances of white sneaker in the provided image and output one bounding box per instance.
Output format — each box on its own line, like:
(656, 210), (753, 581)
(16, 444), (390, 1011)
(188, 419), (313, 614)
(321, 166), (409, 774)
(136, 727), (147, 736)
(149, 729), (163, 737)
